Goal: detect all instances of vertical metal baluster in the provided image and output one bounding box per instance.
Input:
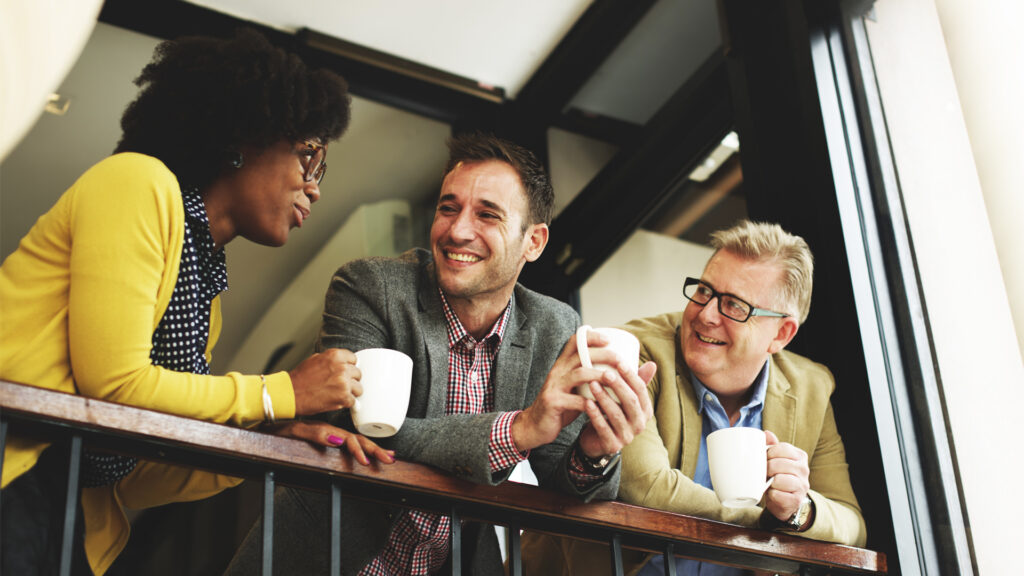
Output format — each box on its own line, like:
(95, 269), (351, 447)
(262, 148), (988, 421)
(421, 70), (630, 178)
(663, 542), (677, 576)
(0, 418), (8, 523)
(449, 505), (461, 576)
(58, 435), (83, 576)
(610, 533), (624, 576)
(261, 471), (275, 576)
(330, 482), (342, 576)
(506, 521), (522, 576)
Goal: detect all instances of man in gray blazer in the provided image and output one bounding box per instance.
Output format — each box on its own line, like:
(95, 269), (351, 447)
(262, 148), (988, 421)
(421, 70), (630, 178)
(226, 132), (655, 575)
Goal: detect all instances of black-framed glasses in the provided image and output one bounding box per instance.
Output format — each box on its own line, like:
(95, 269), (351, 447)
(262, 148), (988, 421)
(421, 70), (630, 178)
(299, 140), (327, 185)
(682, 277), (790, 323)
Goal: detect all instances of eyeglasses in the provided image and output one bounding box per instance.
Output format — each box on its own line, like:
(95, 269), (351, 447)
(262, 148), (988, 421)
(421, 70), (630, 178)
(299, 140), (327, 185)
(682, 277), (790, 323)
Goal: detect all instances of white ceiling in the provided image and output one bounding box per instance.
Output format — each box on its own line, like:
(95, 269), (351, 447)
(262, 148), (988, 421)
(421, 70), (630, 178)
(184, 0), (593, 98)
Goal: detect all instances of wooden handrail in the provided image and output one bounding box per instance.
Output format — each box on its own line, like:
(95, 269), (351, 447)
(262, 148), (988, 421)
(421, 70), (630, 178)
(0, 380), (886, 574)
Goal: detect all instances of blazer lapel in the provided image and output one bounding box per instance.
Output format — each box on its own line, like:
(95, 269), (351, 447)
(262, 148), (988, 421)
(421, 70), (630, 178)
(416, 262), (450, 419)
(494, 295), (531, 412)
(762, 355), (796, 443)
(674, 329), (702, 477)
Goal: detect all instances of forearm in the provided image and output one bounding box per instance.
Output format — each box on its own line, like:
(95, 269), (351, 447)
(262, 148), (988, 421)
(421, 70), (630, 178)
(392, 413), (503, 485)
(801, 489), (867, 546)
(799, 404), (866, 546)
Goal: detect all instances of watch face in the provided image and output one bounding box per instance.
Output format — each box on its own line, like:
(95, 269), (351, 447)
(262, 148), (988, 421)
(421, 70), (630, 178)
(787, 498), (812, 529)
(583, 452), (621, 476)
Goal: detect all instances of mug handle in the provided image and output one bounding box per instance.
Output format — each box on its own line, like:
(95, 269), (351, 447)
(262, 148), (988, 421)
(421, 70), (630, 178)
(576, 325), (594, 369)
(761, 443), (775, 496)
(761, 475), (775, 496)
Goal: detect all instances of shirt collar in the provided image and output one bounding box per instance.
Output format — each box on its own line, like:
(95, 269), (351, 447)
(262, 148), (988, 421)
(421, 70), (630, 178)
(181, 186), (228, 294)
(438, 288), (512, 348)
(691, 360), (770, 416)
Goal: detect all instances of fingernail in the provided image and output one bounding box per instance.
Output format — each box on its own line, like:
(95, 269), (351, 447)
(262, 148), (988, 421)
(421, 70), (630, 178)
(327, 435), (345, 446)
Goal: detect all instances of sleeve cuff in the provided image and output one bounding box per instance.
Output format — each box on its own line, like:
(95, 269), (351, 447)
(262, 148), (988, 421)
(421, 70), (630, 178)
(488, 410), (528, 472)
(263, 371), (295, 420)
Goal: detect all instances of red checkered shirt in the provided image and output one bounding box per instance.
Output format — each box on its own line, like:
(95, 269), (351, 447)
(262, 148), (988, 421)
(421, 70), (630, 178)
(359, 291), (523, 575)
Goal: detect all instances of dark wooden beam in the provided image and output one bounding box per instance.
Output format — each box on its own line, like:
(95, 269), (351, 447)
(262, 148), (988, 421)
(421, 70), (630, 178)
(519, 53), (733, 300)
(514, 0), (660, 126)
(97, 0), (502, 126)
(554, 109), (644, 148)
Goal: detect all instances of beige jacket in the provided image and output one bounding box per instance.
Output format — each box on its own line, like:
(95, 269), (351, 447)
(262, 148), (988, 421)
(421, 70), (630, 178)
(521, 312), (866, 575)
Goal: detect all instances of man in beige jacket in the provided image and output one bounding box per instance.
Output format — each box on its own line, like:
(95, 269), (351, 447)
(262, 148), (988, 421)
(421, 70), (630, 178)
(522, 220), (865, 575)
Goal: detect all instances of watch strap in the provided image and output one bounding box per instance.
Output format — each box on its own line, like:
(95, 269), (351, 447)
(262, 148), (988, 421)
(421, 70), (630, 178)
(576, 444), (621, 477)
(782, 496), (814, 532)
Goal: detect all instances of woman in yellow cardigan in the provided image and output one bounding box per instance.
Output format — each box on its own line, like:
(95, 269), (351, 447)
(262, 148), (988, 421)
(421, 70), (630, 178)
(0, 29), (387, 575)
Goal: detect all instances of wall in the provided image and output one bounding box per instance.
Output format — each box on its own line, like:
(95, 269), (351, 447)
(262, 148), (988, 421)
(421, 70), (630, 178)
(865, 2), (1024, 573)
(546, 127), (618, 219)
(580, 230), (713, 327)
(934, 0), (1024, 361)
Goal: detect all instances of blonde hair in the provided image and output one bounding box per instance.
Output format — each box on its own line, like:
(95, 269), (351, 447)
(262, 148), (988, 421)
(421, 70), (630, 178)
(709, 220), (814, 324)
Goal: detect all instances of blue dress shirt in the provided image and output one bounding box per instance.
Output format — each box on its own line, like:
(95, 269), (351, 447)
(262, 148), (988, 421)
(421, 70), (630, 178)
(638, 362), (769, 576)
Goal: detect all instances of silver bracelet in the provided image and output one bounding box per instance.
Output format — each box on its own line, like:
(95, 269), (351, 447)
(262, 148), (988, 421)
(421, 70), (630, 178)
(260, 374), (275, 424)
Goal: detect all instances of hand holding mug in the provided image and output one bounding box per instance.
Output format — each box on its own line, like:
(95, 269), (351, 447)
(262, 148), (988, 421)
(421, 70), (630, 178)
(289, 348), (362, 415)
(575, 325), (640, 403)
(763, 430), (811, 521)
(511, 330), (653, 454)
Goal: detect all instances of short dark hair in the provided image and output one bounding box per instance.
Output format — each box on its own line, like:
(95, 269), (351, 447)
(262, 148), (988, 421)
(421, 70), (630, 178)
(115, 28), (351, 189)
(443, 132), (554, 226)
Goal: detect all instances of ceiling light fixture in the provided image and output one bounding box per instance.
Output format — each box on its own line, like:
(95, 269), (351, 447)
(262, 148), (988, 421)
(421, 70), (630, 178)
(688, 131), (739, 182)
(45, 93), (71, 116)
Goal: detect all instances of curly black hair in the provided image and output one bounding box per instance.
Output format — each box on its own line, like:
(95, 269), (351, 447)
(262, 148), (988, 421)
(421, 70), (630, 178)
(115, 28), (351, 189)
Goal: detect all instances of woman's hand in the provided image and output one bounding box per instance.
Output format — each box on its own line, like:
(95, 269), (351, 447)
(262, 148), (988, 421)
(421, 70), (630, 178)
(268, 420), (395, 466)
(289, 348), (362, 415)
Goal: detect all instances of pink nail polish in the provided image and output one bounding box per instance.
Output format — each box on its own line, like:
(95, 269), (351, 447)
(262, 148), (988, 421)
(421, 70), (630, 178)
(327, 435), (345, 446)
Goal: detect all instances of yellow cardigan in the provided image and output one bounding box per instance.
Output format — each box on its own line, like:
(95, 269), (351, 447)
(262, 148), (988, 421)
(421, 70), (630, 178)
(0, 153), (296, 574)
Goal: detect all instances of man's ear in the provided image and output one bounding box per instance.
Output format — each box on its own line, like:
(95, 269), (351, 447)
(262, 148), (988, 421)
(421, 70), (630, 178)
(767, 317), (799, 354)
(523, 223), (549, 262)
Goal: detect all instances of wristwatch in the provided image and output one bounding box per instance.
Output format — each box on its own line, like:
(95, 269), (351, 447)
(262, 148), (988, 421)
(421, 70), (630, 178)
(578, 447), (621, 477)
(781, 496), (815, 531)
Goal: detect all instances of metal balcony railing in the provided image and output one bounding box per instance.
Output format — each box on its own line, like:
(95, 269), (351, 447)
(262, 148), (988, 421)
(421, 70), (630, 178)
(0, 380), (886, 576)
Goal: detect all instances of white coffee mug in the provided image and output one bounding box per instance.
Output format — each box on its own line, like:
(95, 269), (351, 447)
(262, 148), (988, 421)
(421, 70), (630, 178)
(351, 348), (413, 438)
(575, 325), (640, 404)
(706, 426), (774, 508)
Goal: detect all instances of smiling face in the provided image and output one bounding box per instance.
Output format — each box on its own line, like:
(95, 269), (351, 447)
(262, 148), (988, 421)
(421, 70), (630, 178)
(212, 139), (322, 248)
(680, 250), (799, 402)
(430, 160), (548, 312)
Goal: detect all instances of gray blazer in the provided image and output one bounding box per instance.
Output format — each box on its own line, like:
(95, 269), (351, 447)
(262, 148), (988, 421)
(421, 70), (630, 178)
(225, 249), (619, 576)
